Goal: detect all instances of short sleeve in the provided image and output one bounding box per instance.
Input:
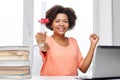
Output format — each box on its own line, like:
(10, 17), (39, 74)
(40, 51), (47, 62)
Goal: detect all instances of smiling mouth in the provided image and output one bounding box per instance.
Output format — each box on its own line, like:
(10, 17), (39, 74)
(57, 27), (66, 32)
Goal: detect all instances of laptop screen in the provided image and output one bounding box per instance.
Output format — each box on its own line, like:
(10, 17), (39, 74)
(92, 46), (120, 79)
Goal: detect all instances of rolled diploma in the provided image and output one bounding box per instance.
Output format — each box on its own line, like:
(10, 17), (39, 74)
(41, 1), (46, 32)
(39, 1), (46, 47)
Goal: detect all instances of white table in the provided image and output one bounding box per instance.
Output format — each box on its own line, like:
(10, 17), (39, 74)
(30, 76), (120, 80)
(30, 76), (80, 80)
(0, 76), (82, 80)
(1, 76), (120, 80)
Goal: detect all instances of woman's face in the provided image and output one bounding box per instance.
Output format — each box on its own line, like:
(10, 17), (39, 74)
(51, 13), (69, 36)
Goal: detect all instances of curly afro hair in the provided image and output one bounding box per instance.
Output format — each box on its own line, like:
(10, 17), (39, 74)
(45, 5), (77, 30)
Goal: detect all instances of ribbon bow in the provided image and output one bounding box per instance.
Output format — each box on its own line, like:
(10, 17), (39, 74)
(38, 18), (49, 24)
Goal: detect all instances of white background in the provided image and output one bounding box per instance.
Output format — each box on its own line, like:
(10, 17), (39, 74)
(0, 0), (23, 46)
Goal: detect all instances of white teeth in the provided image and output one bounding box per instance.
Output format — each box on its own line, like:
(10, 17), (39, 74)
(58, 27), (64, 32)
(59, 28), (63, 31)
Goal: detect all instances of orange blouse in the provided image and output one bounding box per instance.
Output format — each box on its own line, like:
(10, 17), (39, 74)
(40, 36), (84, 76)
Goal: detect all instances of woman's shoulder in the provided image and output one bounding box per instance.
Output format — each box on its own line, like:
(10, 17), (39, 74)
(68, 37), (77, 42)
(68, 37), (79, 47)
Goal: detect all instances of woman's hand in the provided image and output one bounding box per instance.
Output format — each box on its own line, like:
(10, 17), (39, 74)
(89, 33), (99, 45)
(35, 32), (49, 52)
(35, 32), (46, 45)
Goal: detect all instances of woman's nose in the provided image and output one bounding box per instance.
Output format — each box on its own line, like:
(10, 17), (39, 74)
(59, 21), (64, 26)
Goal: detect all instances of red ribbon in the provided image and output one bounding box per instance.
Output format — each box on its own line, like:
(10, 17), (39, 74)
(38, 18), (49, 24)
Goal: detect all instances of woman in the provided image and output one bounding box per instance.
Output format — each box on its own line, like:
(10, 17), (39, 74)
(36, 5), (99, 76)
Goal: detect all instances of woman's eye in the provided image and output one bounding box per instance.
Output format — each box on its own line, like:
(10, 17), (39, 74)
(64, 21), (68, 23)
(55, 21), (59, 23)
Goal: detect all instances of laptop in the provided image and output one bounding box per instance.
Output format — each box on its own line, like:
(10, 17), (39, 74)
(92, 45), (120, 79)
(78, 45), (120, 80)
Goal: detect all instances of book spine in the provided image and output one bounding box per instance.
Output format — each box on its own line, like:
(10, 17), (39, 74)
(0, 50), (29, 56)
(0, 69), (30, 75)
(0, 46), (30, 51)
(0, 55), (28, 60)
(0, 66), (30, 70)
(0, 74), (31, 79)
(0, 61), (30, 66)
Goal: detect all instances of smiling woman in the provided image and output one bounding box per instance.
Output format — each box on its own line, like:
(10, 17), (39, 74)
(33, 0), (94, 76)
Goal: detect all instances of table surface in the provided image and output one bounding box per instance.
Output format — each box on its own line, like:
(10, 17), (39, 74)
(0, 76), (120, 80)
(31, 76), (120, 80)
(0, 76), (81, 80)
(31, 76), (79, 80)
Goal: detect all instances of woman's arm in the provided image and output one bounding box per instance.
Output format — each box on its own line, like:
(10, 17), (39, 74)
(79, 33), (99, 73)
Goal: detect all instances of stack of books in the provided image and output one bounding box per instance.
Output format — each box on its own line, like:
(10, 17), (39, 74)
(0, 46), (31, 79)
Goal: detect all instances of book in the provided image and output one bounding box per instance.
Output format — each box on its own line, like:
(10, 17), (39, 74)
(0, 54), (28, 60)
(0, 46), (30, 60)
(0, 60), (30, 66)
(0, 50), (29, 56)
(0, 66), (30, 70)
(0, 69), (30, 75)
(0, 74), (31, 79)
(0, 46), (30, 51)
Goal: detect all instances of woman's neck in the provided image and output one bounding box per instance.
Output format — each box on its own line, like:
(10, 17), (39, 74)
(52, 34), (66, 41)
(52, 34), (69, 47)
